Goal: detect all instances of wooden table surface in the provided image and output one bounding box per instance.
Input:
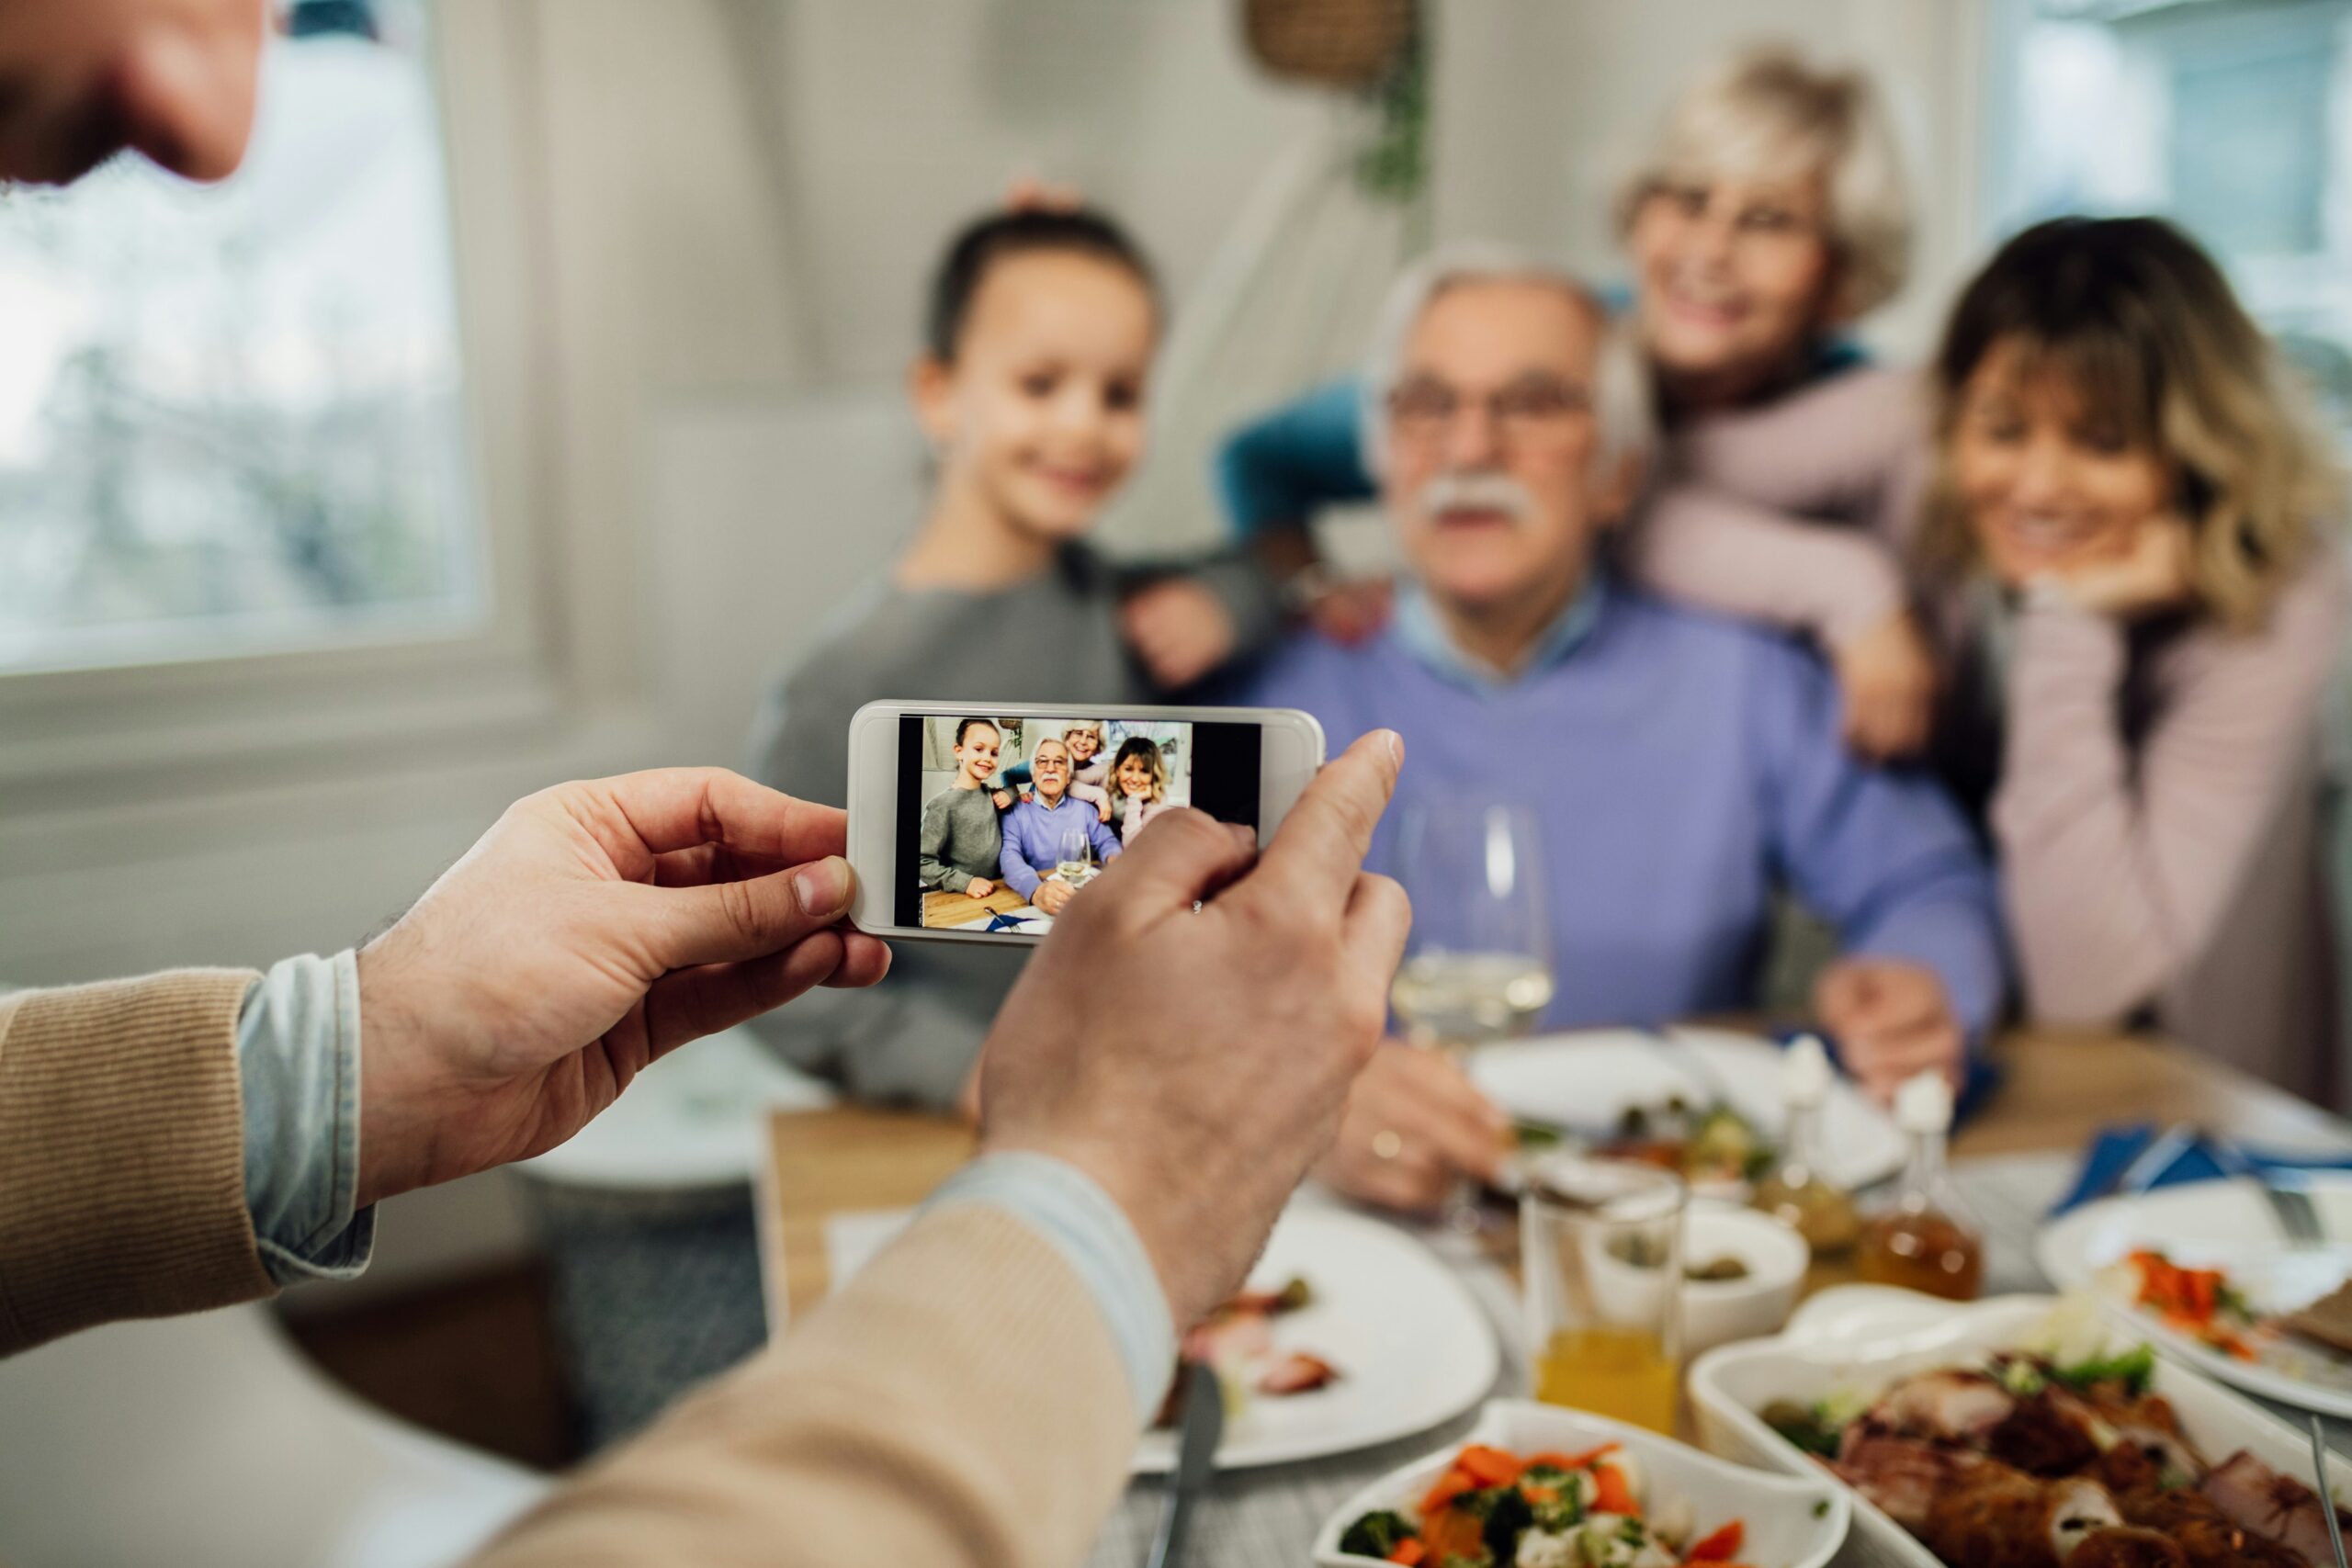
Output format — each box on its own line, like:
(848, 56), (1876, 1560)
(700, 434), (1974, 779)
(759, 1028), (2349, 1325)
(919, 886), (1035, 928)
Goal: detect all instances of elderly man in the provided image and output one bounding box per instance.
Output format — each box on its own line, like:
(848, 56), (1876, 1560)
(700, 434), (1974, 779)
(1234, 247), (2007, 1213)
(1000, 736), (1125, 915)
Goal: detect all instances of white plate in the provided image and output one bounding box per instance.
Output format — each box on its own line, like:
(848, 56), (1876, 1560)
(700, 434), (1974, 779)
(2037, 1174), (2352, 1417)
(1133, 1206), (1499, 1473)
(1470, 1027), (1906, 1192)
(1311, 1398), (1849, 1567)
(1688, 1286), (2352, 1568)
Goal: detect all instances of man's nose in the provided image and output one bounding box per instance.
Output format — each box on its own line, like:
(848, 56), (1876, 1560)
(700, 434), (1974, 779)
(1442, 399), (1505, 468)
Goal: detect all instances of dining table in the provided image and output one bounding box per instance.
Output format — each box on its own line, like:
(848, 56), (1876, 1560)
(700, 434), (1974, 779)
(919, 885), (1038, 929)
(755, 1026), (2352, 1566)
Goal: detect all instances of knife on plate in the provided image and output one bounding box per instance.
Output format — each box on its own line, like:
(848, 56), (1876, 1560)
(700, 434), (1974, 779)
(1144, 1359), (1222, 1568)
(2309, 1414), (2349, 1568)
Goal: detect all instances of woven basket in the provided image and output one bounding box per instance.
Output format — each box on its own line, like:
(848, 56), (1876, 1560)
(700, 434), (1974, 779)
(1243, 0), (1415, 88)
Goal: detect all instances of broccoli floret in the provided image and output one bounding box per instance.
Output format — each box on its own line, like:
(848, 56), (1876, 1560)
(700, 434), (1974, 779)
(1480, 1485), (1535, 1566)
(2053, 1344), (2157, 1398)
(1339, 1510), (1415, 1557)
(1762, 1398), (1844, 1459)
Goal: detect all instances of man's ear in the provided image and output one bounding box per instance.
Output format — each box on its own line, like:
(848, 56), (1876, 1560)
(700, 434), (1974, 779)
(1589, 449), (1648, 533)
(909, 355), (957, 447)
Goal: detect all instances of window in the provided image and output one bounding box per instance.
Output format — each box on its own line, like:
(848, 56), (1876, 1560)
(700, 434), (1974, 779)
(1992, 0), (2352, 426)
(0, 0), (482, 675)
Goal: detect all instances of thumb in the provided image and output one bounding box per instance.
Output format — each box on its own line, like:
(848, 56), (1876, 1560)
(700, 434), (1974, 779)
(641, 855), (859, 968)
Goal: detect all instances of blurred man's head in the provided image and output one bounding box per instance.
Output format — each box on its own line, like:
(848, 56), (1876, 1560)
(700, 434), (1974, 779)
(1361, 248), (1650, 634)
(0, 0), (266, 186)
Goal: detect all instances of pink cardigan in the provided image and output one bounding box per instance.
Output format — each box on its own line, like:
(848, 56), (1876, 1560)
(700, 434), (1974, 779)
(1114, 795), (1175, 847)
(1625, 366), (2348, 1100)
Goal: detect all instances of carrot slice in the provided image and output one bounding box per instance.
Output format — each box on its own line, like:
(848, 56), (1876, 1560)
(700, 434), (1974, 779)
(1455, 1444), (1525, 1488)
(1528, 1442), (1621, 1472)
(1592, 1461), (1639, 1517)
(1420, 1508), (1486, 1560)
(1686, 1520), (1745, 1561)
(1420, 1469), (1476, 1516)
(1385, 1543), (1426, 1566)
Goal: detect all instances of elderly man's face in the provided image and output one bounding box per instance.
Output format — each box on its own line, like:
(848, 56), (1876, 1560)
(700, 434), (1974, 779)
(1030, 739), (1071, 802)
(0, 0), (266, 186)
(1383, 280), (1636, 615)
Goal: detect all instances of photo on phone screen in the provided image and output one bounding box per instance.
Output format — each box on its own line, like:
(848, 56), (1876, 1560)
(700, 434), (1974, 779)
(895, 712), (1262, 935)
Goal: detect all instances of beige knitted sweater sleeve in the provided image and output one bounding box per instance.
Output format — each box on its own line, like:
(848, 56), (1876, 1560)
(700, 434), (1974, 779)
(0, 969), (275, 1356)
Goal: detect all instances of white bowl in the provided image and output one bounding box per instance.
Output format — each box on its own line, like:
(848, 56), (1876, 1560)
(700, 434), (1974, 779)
(1311, 1398), (1849, 1568)
(1681, 1202), (1809, 1356)
(1687, 1286), (2352, 1568)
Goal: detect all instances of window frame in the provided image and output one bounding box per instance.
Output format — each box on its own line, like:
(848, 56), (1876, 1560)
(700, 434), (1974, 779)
(0, 3), (592, 813)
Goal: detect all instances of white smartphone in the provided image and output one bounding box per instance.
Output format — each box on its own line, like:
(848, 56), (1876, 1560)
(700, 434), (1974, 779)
(845, 700), (1327, 944)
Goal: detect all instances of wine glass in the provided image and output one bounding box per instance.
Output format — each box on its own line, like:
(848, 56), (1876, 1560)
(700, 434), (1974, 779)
(1055, 824), (1094, 889)
(1388, 800), (1556, 1232)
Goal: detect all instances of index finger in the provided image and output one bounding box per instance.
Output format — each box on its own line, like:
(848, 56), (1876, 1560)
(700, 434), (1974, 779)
(560, 768), (849, 876)
(1248, 729), (1404, 905)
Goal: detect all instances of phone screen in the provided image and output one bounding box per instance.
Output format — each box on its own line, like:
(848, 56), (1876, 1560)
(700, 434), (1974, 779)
(894, 712), (1264, 934)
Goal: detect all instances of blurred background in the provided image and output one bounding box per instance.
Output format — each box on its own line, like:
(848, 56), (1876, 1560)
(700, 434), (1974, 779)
(1, 0), (2346, 1475)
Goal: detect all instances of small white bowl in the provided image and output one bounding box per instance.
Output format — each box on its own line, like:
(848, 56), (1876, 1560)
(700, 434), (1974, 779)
(1311, 1398), (1849, 1567)
(1681, 1202), (1808, 1357)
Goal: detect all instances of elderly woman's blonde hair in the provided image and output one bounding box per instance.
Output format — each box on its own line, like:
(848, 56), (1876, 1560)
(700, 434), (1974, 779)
(1919, 215), (2344, 631)
(1616, 45), (1913, 321)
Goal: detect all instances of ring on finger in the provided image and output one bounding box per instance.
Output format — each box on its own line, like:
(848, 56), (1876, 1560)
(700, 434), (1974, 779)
(1371, 1128), (1404, 1162)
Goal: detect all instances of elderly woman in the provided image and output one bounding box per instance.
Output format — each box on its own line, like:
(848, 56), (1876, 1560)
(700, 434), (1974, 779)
(1219, 44), (1939, 755)
(1916, 217), (2346, 1099)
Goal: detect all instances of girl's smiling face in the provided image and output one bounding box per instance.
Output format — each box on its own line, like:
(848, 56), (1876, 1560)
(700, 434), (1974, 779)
(913, 251), (1157, 545)
(1115, 753), (1155, 798)
(952, 723), (1001, 784)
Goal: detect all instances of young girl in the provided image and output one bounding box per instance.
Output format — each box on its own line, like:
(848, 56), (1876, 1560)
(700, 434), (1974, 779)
(917, 717), (1007, 897)
(1106, 734), (1174, 846)
(744, 205), (1283, 1109)
(1920, 217), (2346, 1097)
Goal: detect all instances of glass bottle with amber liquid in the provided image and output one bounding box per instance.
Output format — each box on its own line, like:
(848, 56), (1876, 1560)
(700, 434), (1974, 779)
(1858, 1069), (1984, 1301)
(1751, 1035), (1859, 1290)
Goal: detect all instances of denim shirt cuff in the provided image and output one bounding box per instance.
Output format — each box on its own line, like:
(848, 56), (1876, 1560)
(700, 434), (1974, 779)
(236, 950), (376, 1286)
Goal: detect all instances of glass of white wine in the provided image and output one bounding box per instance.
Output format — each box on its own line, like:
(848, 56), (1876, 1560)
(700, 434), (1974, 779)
(1389, 800), (1555, 1232)
(1055, 823), (1094, 890)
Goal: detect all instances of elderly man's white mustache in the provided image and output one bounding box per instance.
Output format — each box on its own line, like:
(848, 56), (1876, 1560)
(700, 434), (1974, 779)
(1417, 470), (1537, 523)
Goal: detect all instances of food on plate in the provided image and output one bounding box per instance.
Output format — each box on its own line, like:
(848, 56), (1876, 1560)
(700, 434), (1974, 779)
(1336, 1440), (1748, 1567)
(2281, 1278), (2352, 1356)
(1155, 1274), (1340, 1426)
(1600, 1099), (1774, 1188)
(2112, 1250), (2261, 1360)
(1684, 1256), (1752, 1283)
(1759, 1328), (2351, 1566)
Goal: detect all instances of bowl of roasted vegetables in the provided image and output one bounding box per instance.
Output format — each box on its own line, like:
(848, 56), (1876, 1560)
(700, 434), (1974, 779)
(1312, 1399), (1849, 1568)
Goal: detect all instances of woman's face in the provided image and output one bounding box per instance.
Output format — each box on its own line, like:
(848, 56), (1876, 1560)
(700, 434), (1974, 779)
(1115, 753), (1155, 798)
(953, 725), (1001, 782)
(1626, 171), (1839, 404)
(1950, 338), (2174, 586)
(1067, 728), (1102, 763)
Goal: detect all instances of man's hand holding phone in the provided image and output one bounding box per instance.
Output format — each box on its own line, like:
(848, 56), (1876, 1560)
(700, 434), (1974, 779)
(978, 731), (1409, 1329)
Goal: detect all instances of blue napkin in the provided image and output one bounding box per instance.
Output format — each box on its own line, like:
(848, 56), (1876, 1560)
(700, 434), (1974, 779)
(2050, 1122), (2352, 1217)
(1773, 1028), (2006, 1130)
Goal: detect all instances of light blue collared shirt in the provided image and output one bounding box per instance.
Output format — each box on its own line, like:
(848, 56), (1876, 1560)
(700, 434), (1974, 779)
(235, 956), (1174, 1426)
(1391, 571), (1609, 691)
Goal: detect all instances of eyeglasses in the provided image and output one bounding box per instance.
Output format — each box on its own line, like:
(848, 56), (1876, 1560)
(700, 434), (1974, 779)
(1385, 376), (1591, 447)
